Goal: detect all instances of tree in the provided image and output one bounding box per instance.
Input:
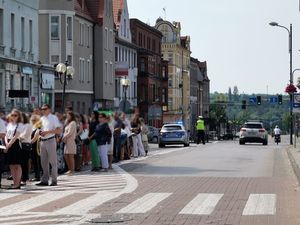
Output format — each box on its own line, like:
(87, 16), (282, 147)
(233, 86), (239, 102)
(228, 87), (232, 102)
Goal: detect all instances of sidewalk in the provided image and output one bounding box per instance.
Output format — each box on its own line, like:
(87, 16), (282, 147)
(287, 144), (300, 185)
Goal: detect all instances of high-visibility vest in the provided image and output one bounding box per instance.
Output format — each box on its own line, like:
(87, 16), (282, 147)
(196, 119), (205, 130)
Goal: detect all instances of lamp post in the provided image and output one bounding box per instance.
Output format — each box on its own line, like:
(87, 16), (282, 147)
(120, 78), (130, 113)
(55, 61), (75, 113)
(269, 22), (293, 145)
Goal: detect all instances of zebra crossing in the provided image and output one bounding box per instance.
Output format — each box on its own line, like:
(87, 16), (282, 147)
(0, 189), (278, 225)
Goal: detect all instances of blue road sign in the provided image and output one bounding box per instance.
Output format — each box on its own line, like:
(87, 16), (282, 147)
(270, 97), (277, 104)
(293, 93), (300, 112)
(249, 97), (256, 104)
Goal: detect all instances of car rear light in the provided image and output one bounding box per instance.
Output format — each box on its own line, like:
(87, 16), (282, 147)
(259, 129), (265, 132)
(240, 128), (246, 132)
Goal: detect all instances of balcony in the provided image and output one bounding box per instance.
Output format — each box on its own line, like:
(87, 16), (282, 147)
(10, 47), (16, 58)
(20, 50), (26, 60)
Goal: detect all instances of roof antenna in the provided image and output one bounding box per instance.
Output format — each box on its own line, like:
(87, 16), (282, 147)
(163, 7), (166, 20)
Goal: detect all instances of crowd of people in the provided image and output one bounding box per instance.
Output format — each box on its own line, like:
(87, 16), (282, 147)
(0, 104), (149, 189)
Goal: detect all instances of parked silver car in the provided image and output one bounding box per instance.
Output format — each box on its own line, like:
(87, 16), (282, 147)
(158, 124), (190, 148)
(239, 121), (268, 145)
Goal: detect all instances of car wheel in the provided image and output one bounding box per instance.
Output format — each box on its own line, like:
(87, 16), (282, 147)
(184, 143), (189, 147)
(159, 143), (165, 148)
(239, 140), (245, 145)
(152, 136), (158, 143)
(263, 141), (268, 145)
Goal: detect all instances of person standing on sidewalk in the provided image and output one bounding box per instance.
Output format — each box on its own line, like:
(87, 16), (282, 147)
(0, 116), (6, 188)
(88, 111), (100, 171)
(30, 114), (42, 181)
(19, 113), (33, 186)
(95, 113), (112, 172)
(62, 111), (77, 175)
(4, 109), (24, 189)
(36, 104), (61, 186)
(196, 116), (205, 145)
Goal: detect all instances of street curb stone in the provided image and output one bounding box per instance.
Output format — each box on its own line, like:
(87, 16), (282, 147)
(286, 146), (300, 185)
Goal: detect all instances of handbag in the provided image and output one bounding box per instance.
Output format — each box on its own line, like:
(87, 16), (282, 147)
(21, 143), (32, 151)
(142, 134), (148, 142)
(79, 129), (89, 141)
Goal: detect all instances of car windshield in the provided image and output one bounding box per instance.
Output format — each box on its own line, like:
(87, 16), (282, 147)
(162, 125), (182, 131)
(244, 123), (263, 129)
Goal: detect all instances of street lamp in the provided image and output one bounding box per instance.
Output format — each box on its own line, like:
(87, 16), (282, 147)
(269, 21), (293, 145)
(55, 61), (75, 113)
(120, 78), (130, 113)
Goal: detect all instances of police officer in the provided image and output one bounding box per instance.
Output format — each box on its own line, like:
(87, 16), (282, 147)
(196, 116), (205, 145)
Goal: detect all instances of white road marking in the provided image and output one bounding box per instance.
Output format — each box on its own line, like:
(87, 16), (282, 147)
(242, 194), (276, 215)
(0, 193), (22, 201)
(0, 191), (74, 215)
(1, 218), (75, 225)
(116, 193), (172, 214)
(179, 193), (223, 215)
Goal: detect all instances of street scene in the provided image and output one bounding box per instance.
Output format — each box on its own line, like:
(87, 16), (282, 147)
(2, 0), (300, 225)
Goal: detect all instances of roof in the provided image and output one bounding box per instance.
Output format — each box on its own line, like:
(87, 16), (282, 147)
(75, 0), (94, 22)
(112, 0), (124, 29)
(85, 0), (105, 25)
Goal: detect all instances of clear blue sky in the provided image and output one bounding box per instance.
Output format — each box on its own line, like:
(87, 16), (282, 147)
(127, 0), (300, 95)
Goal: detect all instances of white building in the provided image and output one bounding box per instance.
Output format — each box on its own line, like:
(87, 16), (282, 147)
(0, 0), (39, 112)
(113, 0), (138, 112)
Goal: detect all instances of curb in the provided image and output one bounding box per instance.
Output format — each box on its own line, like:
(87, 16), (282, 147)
(286, 146), (300, 185)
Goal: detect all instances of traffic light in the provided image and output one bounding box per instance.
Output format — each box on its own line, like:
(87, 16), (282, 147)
(256, 96), (261, 105)
(278, 94), (282, 105)
(242, 100), (246, 109)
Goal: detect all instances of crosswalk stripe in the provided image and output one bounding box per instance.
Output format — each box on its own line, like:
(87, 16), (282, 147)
(116, 193), (172, 214)
(0, 193), (21, 201)
(0, 191), (74, 215)
(242, 194), (276, 215)
(1, 218), (74, 225)
(56, 191), (117, 215)
(179, 193), (223, 215)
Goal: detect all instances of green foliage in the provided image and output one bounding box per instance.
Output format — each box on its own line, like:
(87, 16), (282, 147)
(210, 92), (290, 133)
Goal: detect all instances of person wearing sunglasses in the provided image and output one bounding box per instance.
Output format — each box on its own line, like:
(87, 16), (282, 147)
(4, 109), (24, 189)
(36, 104), (62, 186)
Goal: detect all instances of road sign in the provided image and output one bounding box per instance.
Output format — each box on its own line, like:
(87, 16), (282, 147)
(293, 93), (300, 112)
(269, 97), (277, 104)
(249, 97), (256, 104)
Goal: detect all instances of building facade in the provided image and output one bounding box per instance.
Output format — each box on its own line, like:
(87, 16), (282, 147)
(190, 57), (210, 136)
(113, 0), (138, 113)
(0, 0), (39, 112)
(86, 0), (115, 110)
(155, 18), (191, 129)
(39, 0), (94, 114)
(130, 18), (168, 128)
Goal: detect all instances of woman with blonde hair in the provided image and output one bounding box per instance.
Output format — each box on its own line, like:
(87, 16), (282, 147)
(4, 109), (24, 189)
(62, 111), (77, 175)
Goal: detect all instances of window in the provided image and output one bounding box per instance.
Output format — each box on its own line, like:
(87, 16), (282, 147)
(0, 9), (3, 45)
(110, 62), (113, 83)
(147, 37), (150, 50)
(168, 78), (172, 87)
(109, 30), (113, 51)
(115, 47), (118, 61)
(87, 26), (90, 47)
(105, 28), (108, 49)
(11, 13), (15, 47)
(133, 53), (136, 67)
(21, 17), (25, 51)
(140, 58), (145, 72)
(115, 79), (120, 97)
(162, 88), (167, 103)
(162, 67), (166, 78)
(77, 101), (80, 113)
(66, 16), (72, 41)
(29, 77), (33, 95)
(82, 59), (85, 81)
(152, 39), (156, 52)
(82, 102), (86, 114)
(123, 19), (126, 37)
(29, 20), (33, 52)
(67, 55), (72, 66)
(79, 23), (84, 45)
(104, 61), (108, 83)
(134, 82), (137, 98)
(51, 55), (59, 64)
(87, 60), (90, 82)
(51, 16), (59, 40)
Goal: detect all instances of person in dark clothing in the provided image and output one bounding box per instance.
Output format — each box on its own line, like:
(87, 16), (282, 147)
(113, 112), (123, 162)
(88, 111), (100, 171)
(30, 115), (42, 181)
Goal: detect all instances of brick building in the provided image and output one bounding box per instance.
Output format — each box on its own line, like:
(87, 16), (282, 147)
(130, 18), (168, 128)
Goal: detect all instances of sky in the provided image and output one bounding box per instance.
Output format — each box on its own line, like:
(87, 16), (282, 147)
(127, 0), (300, 95)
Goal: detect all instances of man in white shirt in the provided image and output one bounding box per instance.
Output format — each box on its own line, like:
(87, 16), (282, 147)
(274, 125), (281, 136)
(36, 104), (62, 186)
